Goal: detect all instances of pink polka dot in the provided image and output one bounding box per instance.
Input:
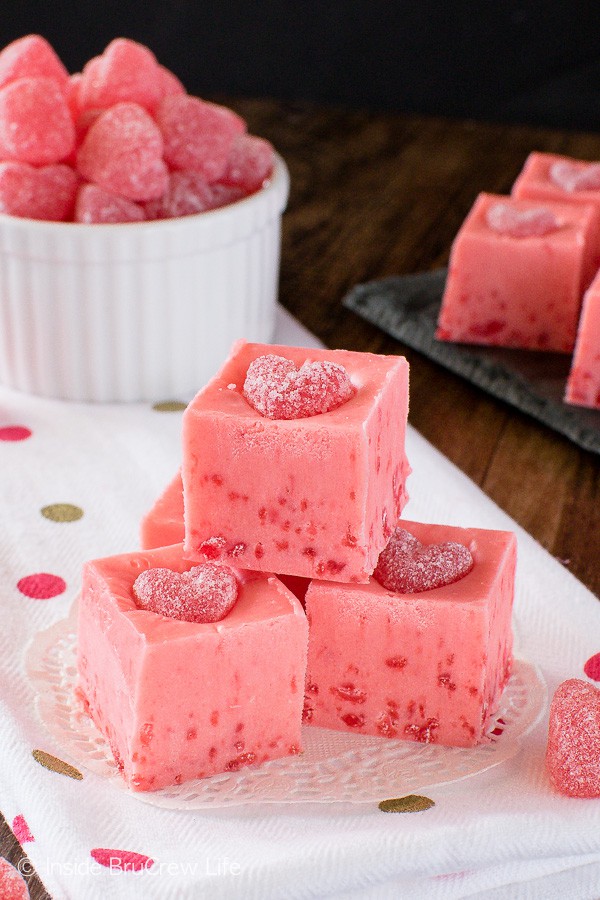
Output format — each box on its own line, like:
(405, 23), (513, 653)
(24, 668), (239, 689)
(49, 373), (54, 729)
(90, 848), (154, 871)
(0, 858), (29, 900)
(17, 573), (66, 599)
(584, 653), (600, 682)
(11, 815), (34, 845)
(0, 425), (31, 442)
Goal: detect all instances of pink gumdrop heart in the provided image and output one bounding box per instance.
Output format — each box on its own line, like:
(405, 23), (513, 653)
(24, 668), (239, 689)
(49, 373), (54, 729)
(78, 38), (162, 113)
(485, 202), (561, 238)
(546, 678), (600, 798)
(133, 563), (239, 624)
(76, 102), (168, 202)
(0, 161), (78, 220)
(373, 527), (474, 593)
(243, 353), (356, 420)
(550, 160), (600, 193)
(156, 94), (246, 182)
(75, 183), (145, 224)
(0, 76), (75, 165)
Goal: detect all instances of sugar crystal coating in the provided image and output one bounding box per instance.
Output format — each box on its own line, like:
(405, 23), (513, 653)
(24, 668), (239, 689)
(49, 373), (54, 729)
(156, 94), (246, 182)
(0, 34), (69, 90)
(486, 202), (561, 238)
(76, 102), (168, 201)
(0, 76), (75, 165)
(220, 134), (275, 193)
(373, 526), (474, 593)
(243, 353), (356, 420)
(0, 161), (78, 220)
(546, 678), (600, 798)
(78, 38), (162, 113)
(550, 160), (600, 193)
(145, 170), (215, 219)
(75, 183), (145, 224)
(133, 563), (239, 624)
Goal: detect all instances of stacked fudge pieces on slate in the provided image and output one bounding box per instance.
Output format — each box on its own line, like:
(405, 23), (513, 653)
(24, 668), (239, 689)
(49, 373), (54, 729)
(436, 150), (600, 410)
(78, 339), (517, 792)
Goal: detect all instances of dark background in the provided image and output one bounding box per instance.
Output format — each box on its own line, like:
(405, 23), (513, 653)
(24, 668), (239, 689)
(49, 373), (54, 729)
(2, 1), (600, 132)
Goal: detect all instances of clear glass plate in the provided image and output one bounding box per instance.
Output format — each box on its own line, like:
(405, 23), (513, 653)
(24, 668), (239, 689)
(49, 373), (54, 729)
(26, 607), (547, 809)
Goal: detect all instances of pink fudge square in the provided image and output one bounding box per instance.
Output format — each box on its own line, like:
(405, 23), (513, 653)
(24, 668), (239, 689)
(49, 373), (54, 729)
(512, 151), (600, 216)
(77, 543), (308, 791)
(140, 471), (185, 550)
(565, 269), (600, 409)
(182, 340), (410, 583)
(303, 520), (516, 747)
(436, 192), (600, 352)
(140, 472), (311, 602)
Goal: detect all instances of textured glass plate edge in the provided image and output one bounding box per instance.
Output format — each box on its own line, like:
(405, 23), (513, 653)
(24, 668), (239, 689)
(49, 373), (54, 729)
(26, 606), (548, 809)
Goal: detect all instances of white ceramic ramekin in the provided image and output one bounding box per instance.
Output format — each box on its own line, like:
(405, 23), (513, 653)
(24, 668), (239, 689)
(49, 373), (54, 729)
(0, 154), (289, 402)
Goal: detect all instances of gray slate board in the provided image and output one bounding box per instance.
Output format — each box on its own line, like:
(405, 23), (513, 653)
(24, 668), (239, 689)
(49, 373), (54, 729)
(343, 269), (600, 456)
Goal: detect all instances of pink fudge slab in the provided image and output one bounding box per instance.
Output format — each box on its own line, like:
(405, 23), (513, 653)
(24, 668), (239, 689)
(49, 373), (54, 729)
(140, 470), (310, 602)
(436, 192), (600, 352)
(140, 470), (185, 550)
(512, 151), (600, 217)
(182, 340), (410, 583)
(565, 269), (600, 409)
(77, 543), (308, 791)
(304, 520), (516, 748)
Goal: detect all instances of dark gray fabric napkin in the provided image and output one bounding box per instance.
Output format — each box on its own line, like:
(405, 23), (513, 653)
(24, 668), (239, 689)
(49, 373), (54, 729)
(343, 269), (600, 456)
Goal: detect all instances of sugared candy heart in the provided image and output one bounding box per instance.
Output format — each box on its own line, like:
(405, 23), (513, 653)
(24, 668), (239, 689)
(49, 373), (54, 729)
(133, 563), (239, 623)
(76, 102), (168, 201)
(0, 76), (75, 165)
(0, 34), (69, 90)
(373, 527), (474, 593)
(546, 678), (600, 798)
(78, 38), (162, 113)
(243, 354), (356, 420)
(485, 202), (561, 238)
(75, 184), (145, 224)
(156, 94), (246, 182)
(220, 134), (275, 193)
(0, 161), (78, 220)
(145, 171), (215, 219)
(550, 160), (600, 193)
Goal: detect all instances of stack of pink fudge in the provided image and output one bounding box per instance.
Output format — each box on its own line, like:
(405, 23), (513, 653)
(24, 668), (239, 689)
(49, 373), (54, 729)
(78, 340), (517, 792)
(436, 150), (600, 411)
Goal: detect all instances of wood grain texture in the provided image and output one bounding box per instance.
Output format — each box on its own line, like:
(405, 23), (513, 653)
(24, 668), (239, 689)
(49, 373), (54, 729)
(2, 100), (599, 895)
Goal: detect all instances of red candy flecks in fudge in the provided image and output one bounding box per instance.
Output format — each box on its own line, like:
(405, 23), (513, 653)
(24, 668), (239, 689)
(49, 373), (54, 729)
(435, 191), (600, 353)
(304, 520), (516, 748)
(565, 268), (600, 410)
(77, 543), (308, 791)
(181, 340), (410, 583)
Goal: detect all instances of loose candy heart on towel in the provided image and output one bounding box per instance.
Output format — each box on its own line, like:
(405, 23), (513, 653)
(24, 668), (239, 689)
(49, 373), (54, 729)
(243, 354), (356, 420)
(546, 678), (600, 798)
(550, 160), (600, 193)
(485, 202), (561, 238)
(373, 527), (474, 593)
(133, 563), (239, 623)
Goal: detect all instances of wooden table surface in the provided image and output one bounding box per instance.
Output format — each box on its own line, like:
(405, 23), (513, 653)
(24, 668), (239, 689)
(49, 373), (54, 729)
(2, 99), (599, 899)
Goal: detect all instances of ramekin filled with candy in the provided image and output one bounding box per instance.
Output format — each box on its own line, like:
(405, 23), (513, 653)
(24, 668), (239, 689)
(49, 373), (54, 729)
(0, 35), (289, 401)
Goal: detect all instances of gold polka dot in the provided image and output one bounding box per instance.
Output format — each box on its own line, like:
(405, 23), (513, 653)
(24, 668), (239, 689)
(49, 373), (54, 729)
(378, 794), (435, 813)
(32, 749), (83, 780)
(152, 400), (187, 412)
(41, 503), (83, 523)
